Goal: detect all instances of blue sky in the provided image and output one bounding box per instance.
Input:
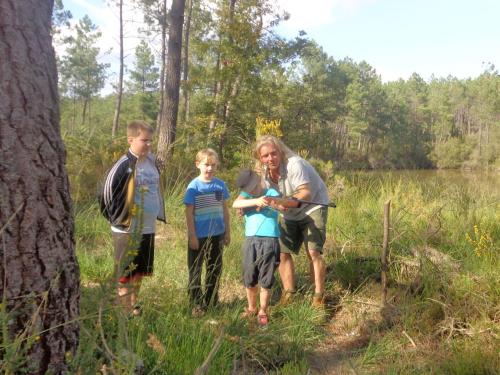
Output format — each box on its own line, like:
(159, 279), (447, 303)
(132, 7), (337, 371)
(62, 0), (499, 83)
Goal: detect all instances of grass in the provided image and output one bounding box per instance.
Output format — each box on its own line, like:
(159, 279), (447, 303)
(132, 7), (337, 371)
(71, 190), (326, 373)
(65, 170), (499, 374)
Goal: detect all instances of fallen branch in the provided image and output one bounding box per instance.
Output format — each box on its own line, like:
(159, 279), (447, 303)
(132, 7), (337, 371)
(347, 358), (361, 375)
(342, 298), (383, 309)
(411, 246), (460, 272)
(381, 200), (391, 306)
(194, 326), (226, 375)
(393, 257), (420, 269)
(402, 330), (417, 348)
(98, 302), (118, 363)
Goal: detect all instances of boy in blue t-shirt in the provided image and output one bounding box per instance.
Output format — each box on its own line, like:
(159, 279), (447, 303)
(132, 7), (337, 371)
(184, 149), (230, 316)
(233, 169), (285, 326)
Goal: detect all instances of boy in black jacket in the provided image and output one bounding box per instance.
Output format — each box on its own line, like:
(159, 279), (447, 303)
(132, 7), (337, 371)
(100, 120), (165, 315)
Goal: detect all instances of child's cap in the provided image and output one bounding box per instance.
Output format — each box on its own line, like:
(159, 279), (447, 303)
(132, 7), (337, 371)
(236, 169), (262, 194)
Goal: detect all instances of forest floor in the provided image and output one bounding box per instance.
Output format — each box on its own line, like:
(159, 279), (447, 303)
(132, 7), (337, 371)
(307, 283), (390, 374)
(74, 170), (499, 374)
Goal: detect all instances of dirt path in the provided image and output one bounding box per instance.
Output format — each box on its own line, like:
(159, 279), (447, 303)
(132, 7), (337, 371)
(308, 285), (389, 374)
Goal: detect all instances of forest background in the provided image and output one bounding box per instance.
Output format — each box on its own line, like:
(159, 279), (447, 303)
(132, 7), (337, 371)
(53, 0), (499, 208)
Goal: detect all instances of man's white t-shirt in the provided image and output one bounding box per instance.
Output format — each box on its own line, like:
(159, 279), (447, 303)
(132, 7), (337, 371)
(266, 155), (329, 221)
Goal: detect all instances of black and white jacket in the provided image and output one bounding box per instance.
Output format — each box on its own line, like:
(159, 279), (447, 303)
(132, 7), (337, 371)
(99, 150), (166, 230)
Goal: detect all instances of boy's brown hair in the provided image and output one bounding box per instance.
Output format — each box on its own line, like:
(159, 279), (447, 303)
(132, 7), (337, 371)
(127, 120), (154, 137)
(195, 148), (219, 165)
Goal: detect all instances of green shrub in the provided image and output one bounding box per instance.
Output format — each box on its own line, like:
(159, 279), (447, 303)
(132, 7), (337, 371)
(432, 137), (475, 169)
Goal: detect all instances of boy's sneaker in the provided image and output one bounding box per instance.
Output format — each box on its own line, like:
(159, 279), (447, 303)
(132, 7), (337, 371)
(191, 305), (206, 318)
(240, 308), (257, 319)
(132, 304), (142, 317)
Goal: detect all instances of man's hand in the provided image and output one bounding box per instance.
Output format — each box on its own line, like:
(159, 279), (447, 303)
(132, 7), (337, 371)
(255, 196), (270, 208)
(268, 199), (288, 212)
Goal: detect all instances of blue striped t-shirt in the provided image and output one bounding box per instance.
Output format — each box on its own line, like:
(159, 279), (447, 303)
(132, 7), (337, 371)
(184, 177), (230, 238)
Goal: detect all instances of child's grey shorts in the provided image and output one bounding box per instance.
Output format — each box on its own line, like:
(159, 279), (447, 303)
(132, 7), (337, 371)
(242, 236), (280, 289)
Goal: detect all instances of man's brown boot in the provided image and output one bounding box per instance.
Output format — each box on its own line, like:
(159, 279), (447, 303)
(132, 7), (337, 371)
(312, 292), (325, 309)
(279, 290), (296, 305)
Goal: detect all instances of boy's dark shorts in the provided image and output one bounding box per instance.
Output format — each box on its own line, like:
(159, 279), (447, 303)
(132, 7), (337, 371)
(242, 236), (280, 289)
(280, 207), (328, 255)
(113, 232), (155, 284)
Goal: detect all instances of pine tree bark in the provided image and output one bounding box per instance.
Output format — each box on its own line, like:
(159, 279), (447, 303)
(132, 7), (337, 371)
(0, 1), (80, 373)
(157, 0), (186, 167)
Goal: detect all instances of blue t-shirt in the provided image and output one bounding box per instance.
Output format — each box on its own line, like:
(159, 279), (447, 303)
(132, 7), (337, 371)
(184, 177), (230, 238)
(240, 188), (280, 237)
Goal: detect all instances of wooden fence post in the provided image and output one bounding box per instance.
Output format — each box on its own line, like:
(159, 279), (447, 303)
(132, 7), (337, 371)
(381, 200), (391, 306)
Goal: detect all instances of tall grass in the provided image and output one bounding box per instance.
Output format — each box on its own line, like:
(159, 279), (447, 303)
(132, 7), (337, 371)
(326, 170), (499, 374)
(72, 189), (325, 373)
(68, 170), (499, 374)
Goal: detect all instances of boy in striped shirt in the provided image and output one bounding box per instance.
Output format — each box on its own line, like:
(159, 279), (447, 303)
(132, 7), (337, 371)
(184, 149), (231, 316)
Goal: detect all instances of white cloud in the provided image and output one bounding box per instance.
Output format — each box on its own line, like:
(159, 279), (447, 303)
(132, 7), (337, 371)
(70, 0), (103, 15)
(275, 0), (374, 30)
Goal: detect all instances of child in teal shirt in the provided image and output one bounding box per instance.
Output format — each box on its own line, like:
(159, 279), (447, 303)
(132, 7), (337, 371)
(233, 169), (284, 326)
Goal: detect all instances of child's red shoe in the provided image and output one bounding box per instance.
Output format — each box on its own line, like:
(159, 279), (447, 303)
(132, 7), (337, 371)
(257, 313), (268, 327)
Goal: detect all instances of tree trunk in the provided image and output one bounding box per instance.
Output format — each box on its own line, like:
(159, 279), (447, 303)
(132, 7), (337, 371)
(88, 96), (92, 130)
(82, 98), (88, 126)
(208, 0), (237, 153)
(72, 95), (76, 131)
(156, 0), (168, 130)
(0, 1), (80, 374)
(157, 0), (186, 167)
(478, 121), (482, 156)
(218, 74), (241, 160)
(182, 0), (193, 125)
(221, 75), (240, 122)
(111, 0), (124, 138)
(208, 50), (222, 137)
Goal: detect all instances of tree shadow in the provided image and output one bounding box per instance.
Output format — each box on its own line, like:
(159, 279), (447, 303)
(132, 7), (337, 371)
(326, 254), (381, 291)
